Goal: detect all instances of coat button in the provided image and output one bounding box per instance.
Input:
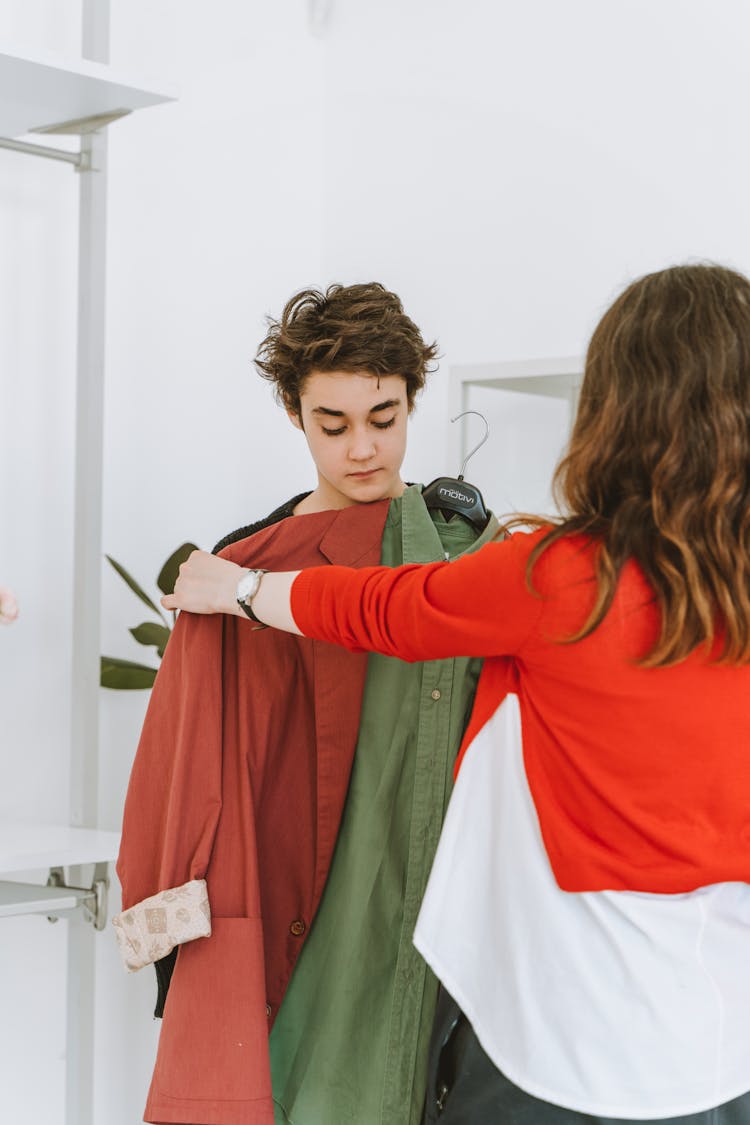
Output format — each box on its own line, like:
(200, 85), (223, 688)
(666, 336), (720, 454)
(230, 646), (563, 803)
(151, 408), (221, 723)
(431, 689), (441, 701)
(266, 1003), (272, 1018)
(290, 919), (306, 936)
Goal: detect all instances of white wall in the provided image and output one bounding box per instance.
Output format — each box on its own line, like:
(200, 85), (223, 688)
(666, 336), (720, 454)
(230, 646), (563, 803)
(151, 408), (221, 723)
(0, 5), (82, 1121)
(2, 1), (750, 1122)
(318, 0), (750, 509)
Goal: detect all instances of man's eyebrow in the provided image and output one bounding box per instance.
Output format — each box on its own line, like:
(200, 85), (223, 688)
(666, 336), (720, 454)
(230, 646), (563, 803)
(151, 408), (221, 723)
(310, 399), (402, 418)
(369, 399), (401, 414)
(311, 406), (345, 417)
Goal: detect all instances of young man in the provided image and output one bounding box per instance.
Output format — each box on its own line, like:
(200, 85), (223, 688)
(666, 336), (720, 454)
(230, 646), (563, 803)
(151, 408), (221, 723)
(215, 282), (434, 533)
(119, 283), (497, 1125)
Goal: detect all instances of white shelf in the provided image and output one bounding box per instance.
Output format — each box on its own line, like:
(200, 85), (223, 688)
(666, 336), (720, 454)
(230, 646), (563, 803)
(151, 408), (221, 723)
(448, 355), (584, 474)
(0, 823), (120, 876)
(0, 44), (174, 137)
(452, 356), (584, 400)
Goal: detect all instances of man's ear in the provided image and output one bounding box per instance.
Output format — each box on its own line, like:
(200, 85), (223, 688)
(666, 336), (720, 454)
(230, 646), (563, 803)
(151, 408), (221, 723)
(287, 408), (304, 431)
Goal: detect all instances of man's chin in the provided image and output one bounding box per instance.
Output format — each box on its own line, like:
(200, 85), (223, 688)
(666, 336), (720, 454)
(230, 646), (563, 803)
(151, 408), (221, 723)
(341, 479), (402, 504)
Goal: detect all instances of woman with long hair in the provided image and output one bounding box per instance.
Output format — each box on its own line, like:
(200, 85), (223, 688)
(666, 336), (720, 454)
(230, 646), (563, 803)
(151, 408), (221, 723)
(165, 264), (750, 1124)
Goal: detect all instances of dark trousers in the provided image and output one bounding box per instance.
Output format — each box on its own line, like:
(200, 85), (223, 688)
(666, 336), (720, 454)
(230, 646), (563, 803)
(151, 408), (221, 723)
(423, 991), (750, 1125)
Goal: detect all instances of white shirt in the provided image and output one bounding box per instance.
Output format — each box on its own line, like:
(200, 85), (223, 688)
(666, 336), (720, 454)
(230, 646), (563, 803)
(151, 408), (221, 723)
(413, 696), (750, 1119)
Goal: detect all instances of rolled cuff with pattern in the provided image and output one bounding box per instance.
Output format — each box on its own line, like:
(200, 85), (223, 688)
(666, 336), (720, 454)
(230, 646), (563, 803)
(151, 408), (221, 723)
(112, 878), (211, 971)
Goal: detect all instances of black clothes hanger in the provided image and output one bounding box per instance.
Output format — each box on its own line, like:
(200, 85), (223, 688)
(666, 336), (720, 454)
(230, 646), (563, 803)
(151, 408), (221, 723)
(422, 411), (490, 530)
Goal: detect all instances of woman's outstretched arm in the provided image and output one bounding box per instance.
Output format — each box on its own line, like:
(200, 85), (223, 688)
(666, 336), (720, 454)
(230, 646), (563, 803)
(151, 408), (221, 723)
(162, 533), (544, 663)
(161, 550), (302, 635)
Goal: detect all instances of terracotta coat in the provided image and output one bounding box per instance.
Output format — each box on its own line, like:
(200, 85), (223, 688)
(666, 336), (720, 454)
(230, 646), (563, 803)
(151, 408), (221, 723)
(115, 501), (389, 1125)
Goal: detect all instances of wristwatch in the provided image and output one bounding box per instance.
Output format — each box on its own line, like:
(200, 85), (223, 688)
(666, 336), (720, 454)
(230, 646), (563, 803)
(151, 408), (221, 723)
(236, 568), (268, 625)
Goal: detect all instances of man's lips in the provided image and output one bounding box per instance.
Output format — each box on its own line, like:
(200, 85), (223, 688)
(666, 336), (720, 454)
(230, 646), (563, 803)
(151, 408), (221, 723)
(348, 469), (380, 478)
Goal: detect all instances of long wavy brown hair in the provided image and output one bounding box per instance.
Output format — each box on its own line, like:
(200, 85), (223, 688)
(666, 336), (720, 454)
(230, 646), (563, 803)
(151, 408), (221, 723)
(529, 263), (750, 666)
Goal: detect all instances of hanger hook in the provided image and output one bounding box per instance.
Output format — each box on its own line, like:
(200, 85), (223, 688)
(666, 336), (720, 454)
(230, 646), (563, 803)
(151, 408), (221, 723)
(451, 410), (489, 479)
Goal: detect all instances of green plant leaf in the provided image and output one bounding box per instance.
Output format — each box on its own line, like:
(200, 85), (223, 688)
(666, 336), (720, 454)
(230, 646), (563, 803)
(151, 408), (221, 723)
(100, 656), (158, 690)
(105, 554), (167, 624)
(129, 621), (172, 658)
(157, 542), (200, 596)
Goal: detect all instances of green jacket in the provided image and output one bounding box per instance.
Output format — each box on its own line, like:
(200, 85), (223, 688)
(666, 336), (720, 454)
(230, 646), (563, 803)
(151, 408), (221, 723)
(270, 485), (498, 1125)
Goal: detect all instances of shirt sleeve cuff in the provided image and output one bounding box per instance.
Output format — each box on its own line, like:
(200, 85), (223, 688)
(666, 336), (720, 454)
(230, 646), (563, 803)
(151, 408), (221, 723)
(112, 878), (211, 972)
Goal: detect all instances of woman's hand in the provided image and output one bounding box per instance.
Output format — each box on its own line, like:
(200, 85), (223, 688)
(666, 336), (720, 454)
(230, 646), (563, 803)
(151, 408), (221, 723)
(161, 551), (303, 634)
(161, 550), (245, 616)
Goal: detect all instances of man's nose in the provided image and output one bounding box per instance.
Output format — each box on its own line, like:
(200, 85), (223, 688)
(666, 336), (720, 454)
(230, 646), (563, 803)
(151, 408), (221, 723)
(348, 430), (376, 461)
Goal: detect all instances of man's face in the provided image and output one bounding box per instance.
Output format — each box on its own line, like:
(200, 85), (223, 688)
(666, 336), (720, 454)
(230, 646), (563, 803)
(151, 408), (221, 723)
(291, 369), (409, 508)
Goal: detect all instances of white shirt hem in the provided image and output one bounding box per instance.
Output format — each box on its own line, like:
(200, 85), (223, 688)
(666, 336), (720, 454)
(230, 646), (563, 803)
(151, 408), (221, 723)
(414, 935), (750, 1120)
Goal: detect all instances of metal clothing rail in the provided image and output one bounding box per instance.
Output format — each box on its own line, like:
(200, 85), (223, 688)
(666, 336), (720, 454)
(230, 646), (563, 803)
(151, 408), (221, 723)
(0, 136), (85, 166)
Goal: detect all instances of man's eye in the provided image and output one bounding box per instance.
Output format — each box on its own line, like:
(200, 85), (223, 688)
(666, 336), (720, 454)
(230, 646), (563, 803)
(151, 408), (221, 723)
(373, 418), (396, 430)
(322, 426), (346, 436)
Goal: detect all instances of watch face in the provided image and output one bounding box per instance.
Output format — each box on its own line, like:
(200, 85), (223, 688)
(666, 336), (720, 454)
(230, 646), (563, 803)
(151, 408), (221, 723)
(237, 570), (260, 603)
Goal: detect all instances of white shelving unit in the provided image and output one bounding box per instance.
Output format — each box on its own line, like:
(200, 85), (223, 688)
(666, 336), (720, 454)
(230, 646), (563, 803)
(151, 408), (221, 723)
(0, 823), (121, 875)
(0, 45), (171, 145)
(0, 824), (120, 924)
(447, 356), (584, 476)
(0, 7), (174, 1124)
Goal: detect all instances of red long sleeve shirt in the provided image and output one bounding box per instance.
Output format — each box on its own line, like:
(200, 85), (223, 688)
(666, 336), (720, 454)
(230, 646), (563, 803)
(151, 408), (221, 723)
(291, 529), (750, 894)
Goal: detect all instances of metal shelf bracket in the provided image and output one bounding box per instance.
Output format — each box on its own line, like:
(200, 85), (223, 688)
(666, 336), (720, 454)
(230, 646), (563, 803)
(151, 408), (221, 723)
(0, 862), (110, 930)
(47, 862), (110, 929)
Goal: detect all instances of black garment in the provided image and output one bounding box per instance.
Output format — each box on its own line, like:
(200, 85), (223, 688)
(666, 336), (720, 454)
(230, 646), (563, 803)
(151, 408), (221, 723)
(423, 992), (750, 1125)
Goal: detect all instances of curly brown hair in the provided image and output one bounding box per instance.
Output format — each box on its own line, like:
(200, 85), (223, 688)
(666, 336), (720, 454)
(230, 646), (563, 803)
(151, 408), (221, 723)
(524, 263), (750, 666)
(255, 282), (438, 415)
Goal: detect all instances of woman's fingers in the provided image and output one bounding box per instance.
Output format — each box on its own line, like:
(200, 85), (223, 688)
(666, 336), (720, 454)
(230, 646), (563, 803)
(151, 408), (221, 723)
(161, 550), (243, 615)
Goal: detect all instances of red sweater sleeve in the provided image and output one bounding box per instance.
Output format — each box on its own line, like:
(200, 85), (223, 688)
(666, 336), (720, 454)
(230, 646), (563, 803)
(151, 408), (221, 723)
(290, 532), (544, 662)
